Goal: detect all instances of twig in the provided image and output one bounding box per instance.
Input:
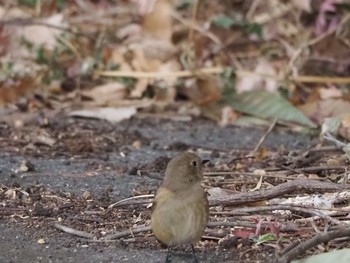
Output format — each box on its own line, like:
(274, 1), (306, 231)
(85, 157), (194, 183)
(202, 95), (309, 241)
(188, 0), (199, 44)
(204, 171), (325, 181)
(213, 205), (344, 226)
(54, 223), (94, 239)
(171, 11), (221, 44)
(323, 132), (347, 149)
(211, 205), (346, 217)
(136, 170), (163, 180)
(246, 0), (262, 22)
(294, 75), (350, 84)
(285, 28), (336, 76)
(208, 221), (299, 232)
(277, 228), (350, 263)
(308, 146), (344, 153)
(209, 179), (350, 206)
(282, 165), (346, 174)
(252, 118), (278, 153)
(103, 225), (151, 240)
(202, 235), (221, 241)
(95, 67), (224, 78)
(96, 67), (350, 84)
(108, 194), (154, 209)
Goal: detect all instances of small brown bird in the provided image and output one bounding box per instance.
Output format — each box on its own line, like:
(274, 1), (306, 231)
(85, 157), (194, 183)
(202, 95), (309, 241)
(151, 152), (209, 262)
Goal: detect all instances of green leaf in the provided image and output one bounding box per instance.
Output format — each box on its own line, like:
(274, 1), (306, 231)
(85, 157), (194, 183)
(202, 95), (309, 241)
(175, 0), (194, 10)
(255, 233), (277, 245)
(36, 46), (47, 64)
(228, 90), (316, 127)
(211, 15), (262, 37)
(242, 23), (262, 37)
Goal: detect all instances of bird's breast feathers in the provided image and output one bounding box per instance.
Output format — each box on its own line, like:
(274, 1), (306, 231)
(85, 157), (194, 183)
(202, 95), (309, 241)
(151, 186), (208, 245)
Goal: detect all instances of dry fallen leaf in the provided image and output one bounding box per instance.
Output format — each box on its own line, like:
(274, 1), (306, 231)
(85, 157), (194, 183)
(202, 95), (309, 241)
(0, 8), (66, 56)
(318, 86), (342, 99)
(219, 106), (238, 126)
(141, 0), (173, 42)
(132, 0), (158, 15)
(4, 189), (17, 199)
(0, 77), (38, 106)
(339, 115), (350, 141)
(236, 60), (278, 93)
(180, 75), (221, 106)
(82, 82), (126, 105)
(299, 99), (350, 125)
(291, 0), (312, 12)
(69, 107), (137, 123)
(19, 160), (35, 172)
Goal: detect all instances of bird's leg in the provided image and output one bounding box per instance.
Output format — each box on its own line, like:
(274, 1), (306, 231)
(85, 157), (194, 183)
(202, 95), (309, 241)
(191, 244), (199, 263)
(165, 246), (172, 263)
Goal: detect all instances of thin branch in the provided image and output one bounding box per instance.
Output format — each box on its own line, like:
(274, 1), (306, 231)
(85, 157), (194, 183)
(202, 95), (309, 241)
(108, 194), (154, 209)
(208, 221), (300, 232)
(209, 179), (350, 206)
(283, 165), (346, 174)
(95, 67), (224, 78)
(203, 171), (325, 181)
(277, 228), (350, 263)
(96, 66), (350, 84)
(103, 225), (151, 240)
(54, 223), (94, 239)
(171, 11), (221, 44)
(187, 0), (199, 43)
(252, 118), (278, 153)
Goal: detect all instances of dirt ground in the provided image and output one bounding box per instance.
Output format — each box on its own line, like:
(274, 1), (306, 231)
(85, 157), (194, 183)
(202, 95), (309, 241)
(0, 114), (315, 263)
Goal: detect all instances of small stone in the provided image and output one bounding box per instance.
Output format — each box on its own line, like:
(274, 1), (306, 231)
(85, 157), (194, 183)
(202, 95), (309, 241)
(37, 238), (46, 244)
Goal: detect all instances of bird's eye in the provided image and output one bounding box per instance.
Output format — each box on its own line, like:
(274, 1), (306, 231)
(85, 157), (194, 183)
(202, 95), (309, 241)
(191, 160), (198, 167)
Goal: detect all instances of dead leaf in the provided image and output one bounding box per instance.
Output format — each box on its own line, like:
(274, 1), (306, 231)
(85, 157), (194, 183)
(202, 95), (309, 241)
(180, 75), (221, 106)
(20, 14), (65, 49)
(4, 189), (16, 199)
(129, 38), (176, 62)
(128, 47), (160, 98)
(116, 23), (142, 42)
(69, 107), (137, 123)
(236, 60), (278, 93)
(130, 78), (149, 98)
(0, 77), (38, 106)
(19, 160), (35, 172)
(230, 229), (256, 239)
(141, 0), (173, 42)
(339, 115), (350, 141)
(103, 45), (133, 72)
(1, 8), (66, 56)
(291, 0), (312, 12)
(219, 106), (238, 126)
(132, 140), (142, 149)
(132, 0), (158, 15)
(82, 82), (126, 105)
(299, 99), (350, 125)
(319, 87), (342, 99)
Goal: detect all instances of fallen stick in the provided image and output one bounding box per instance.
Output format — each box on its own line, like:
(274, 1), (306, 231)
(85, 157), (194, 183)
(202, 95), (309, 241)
(209, 179), (350, 206)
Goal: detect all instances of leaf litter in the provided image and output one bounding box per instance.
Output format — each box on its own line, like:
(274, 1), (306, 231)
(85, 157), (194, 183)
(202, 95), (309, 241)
(1, 0), (350, 262)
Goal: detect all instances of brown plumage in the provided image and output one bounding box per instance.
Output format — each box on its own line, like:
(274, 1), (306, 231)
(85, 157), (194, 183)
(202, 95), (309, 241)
(151, 152), (209, 261)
